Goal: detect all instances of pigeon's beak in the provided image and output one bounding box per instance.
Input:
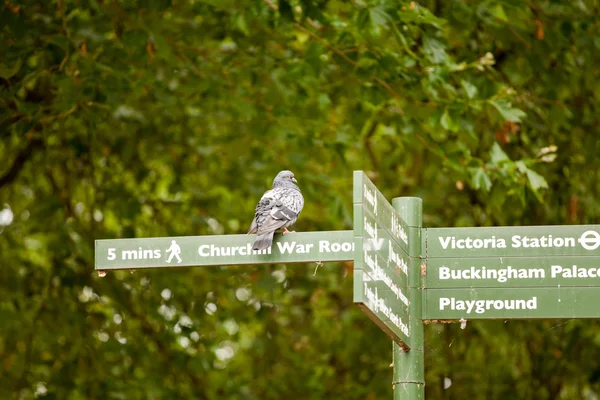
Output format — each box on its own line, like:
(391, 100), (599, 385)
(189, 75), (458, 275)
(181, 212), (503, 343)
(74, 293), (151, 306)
(292, 177), (297, 183)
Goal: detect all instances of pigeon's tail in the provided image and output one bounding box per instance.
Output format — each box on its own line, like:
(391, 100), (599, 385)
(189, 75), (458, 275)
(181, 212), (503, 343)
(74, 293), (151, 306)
(253, 231), (275, 251)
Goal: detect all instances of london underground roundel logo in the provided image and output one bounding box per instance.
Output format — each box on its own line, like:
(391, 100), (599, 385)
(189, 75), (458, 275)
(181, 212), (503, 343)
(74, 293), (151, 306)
(578, 230), (600, 251)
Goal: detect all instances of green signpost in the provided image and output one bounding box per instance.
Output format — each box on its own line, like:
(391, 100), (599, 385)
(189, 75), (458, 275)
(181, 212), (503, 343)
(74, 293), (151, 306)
(351, 171), (424, 398)
(93, 171), (600, 400)
(353, 171), (412, 348)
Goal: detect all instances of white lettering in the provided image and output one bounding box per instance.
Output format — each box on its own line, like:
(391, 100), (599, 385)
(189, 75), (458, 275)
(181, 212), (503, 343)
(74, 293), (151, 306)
(391, 213), (408, 245)
(119, 247), (162, 260)
(439, 267), (450, 280)
(363, 184), (377, 216)
(365, 238), (384, 251)
(550, 264), (600, 279)
(437, 265), (546, 283)
(438, 236), (506, 250)
(198, 244), (271, 257)
(440, 297), (451, 309)
(199, 245), (209, 257)
(513, 235), (576, 248)
(319, 240), (355, 253)
(438, 297), (538, 314)
(277, 241), (296, 254)
(122, 250), (137, 260)
(365, 284), (409, 337)
(439, 237), (452, 249)
(388, 241), (408, 275)
(364, 217), (377, 239)
(364, 250), (409, 307)
(439, 234), (585, 251)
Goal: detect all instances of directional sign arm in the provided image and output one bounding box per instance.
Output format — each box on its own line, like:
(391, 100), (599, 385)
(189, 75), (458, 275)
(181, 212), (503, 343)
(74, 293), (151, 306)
(95, 231), (354, 270)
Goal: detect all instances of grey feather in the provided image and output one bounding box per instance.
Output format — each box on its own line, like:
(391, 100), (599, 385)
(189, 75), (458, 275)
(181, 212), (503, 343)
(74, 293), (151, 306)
(248, 170), (304, 250)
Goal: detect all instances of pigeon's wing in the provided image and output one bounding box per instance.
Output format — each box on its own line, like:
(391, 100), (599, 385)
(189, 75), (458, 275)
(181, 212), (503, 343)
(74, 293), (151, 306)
(254, 202), (295, 235)
(286, 187), (304, 216)
(248, 191), (274, 234)
(247, 217), (259, 234)
(254, 188), (300, 235)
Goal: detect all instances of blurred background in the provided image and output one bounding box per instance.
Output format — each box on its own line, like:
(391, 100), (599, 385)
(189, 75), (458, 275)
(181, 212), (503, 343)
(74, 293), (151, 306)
(1, 0), (599, 399)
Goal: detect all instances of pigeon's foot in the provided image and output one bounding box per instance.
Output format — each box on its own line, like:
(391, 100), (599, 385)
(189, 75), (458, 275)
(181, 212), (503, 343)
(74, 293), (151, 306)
(283, 228), (296, 235)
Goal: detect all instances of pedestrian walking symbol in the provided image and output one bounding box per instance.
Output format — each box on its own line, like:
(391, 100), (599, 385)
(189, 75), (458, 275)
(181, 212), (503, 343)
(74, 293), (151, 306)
(166, 240), (182, 263)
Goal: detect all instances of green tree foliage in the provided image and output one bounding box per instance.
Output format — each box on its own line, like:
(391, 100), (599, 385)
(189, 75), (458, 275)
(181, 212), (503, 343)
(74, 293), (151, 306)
(1, 0), (599, 398)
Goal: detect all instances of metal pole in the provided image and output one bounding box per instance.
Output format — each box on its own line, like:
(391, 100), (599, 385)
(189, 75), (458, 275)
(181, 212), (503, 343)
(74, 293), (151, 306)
(392, 197), (425, 399)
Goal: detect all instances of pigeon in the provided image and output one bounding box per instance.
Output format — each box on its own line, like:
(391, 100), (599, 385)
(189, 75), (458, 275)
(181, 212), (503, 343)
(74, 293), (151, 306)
(248, 170), (304, 251)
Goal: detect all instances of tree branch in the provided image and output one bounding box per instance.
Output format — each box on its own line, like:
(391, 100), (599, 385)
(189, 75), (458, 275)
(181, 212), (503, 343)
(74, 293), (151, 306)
(0, 138), (44, 188)
(364, 120), (379, 170)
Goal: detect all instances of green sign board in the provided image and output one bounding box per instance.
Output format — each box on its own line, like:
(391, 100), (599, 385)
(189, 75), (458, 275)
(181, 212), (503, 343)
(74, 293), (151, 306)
(426, 256), (600, 288)
(354, 171), (410, 255)
(353, 171), (411, 348)
(354, 269), (410, 343)
(424, 287), (600, 319)
(95, 230), (354, 270)
(423, 224), (600, 320)
(427, 225), (600, 257)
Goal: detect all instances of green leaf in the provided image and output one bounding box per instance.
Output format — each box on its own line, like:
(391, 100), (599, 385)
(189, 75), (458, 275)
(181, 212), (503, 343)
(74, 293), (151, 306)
(389, 21), (417, 58)
(490, 4), (508, 22)
(470, 167), (492, 192)
(0, 58), (22, 80)
(489, 142), (509, 164)
(526, 168), (549, 191)
(440, 109), (459, 132)
(356, 9), (370, 30)
(525, 167), (548, 202)
(369, 5), (389, 29)
(489, 99), (526, 122)
(515, 160), (528, 174)
(461, 80), (478, 99)
(318, 94), (331, 111)
(234, 13), (249, 36)
(423, 37), (448, 64)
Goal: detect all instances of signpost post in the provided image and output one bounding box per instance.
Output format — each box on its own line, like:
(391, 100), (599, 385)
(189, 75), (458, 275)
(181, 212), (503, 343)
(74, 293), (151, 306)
(93, 171), (600, 400)
(391, 196), (424, 400)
